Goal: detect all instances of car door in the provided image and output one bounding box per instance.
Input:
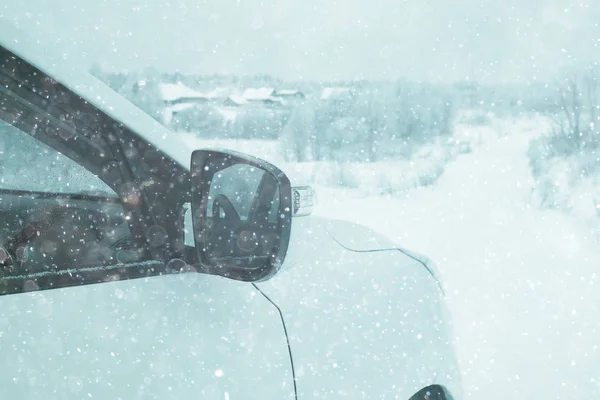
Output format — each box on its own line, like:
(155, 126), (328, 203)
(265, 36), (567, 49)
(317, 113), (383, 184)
(0, 47), (295, 400)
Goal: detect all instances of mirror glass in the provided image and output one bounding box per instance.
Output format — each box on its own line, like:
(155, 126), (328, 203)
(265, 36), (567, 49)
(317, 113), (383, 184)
(207, 163), (268, 221)
(191, 150), (291, 280)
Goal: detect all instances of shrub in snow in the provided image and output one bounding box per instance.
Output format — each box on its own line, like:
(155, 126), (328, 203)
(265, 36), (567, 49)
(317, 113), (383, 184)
(528, 65), (600, 218)
(279, 100), (317, 162)
(322, 116), (370, 163)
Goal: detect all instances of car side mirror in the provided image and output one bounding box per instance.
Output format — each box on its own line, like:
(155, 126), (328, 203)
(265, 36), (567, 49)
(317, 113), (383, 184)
(190, 149), (299, 281)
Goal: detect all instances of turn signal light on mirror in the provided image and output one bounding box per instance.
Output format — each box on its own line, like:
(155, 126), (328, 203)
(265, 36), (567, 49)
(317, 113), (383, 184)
(292, 186), (315, 217)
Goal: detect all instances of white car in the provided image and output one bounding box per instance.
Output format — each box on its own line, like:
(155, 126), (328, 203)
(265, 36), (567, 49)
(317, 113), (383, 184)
(0, 23), (462, 400)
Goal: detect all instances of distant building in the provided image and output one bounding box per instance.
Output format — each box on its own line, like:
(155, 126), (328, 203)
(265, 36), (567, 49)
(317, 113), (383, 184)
(162, 102), (196, 126)
(223, 95), (248, 107)
(274, 89), (305, 100)
(243, 87), (274, 100)
(158, 82), (217, 105)
(242, 87), (285, 108)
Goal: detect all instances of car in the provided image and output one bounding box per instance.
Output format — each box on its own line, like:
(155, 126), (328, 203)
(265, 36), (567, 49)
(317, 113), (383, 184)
(0, 22), (462, 400)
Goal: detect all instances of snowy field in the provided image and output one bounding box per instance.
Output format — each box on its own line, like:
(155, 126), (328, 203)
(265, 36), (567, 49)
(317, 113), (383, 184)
(183, 115), (600, 399)
(313, 118), (600, 400)
(178, 123), (475, 196)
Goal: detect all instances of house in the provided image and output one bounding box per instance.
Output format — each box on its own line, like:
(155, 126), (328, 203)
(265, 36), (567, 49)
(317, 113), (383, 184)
(261, 97), (285, 108)
(159, 82), (217, 105)
(242, 87), (285, 107)
(223, 94), (247, 107)
(243, 87), (275, 101)
(162, 102), (196, 126)
(274, 89), (305, 100)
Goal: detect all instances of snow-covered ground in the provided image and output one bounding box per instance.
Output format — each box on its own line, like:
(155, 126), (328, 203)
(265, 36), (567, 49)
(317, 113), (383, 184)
(312, 116), (600, 400)
(181, 114), (600, 398)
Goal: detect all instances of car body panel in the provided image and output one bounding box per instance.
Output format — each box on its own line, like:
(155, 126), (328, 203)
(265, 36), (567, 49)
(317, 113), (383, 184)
(309, 217), (445, 292)
(0, 272), (294, 400)
(257, 216), (462, 399)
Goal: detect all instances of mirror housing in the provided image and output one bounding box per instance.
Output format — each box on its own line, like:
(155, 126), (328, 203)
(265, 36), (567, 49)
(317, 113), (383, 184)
(190, 149), (293, 282)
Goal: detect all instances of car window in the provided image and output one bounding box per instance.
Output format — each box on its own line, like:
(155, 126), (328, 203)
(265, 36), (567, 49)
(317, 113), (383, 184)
(0, 66), (159, 294)
(0, 119), (117, 196)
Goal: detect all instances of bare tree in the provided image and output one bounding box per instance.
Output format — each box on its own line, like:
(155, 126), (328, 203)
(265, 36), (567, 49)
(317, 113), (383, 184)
(550, 66), (600, 155)
(555, 75), (580, 138)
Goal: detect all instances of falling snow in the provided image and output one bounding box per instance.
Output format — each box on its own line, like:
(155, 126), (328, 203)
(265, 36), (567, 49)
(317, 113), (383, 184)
(0, 2), (600, 400)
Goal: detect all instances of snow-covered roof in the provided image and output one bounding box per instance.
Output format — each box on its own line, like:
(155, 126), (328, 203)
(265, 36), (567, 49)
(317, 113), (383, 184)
(321, 87), (351, 100)
(243, 87), (275, 100)
(197, 87), (234, 99)
(213, 87), (234, 98)
(159, 82), (216, 102)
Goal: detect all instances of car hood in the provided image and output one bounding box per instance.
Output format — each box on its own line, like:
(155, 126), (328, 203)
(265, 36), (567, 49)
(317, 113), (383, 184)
(283, 216), (444, 291)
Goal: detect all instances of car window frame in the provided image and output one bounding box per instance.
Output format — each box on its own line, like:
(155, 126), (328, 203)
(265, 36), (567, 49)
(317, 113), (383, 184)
(0, 46), (190, 295)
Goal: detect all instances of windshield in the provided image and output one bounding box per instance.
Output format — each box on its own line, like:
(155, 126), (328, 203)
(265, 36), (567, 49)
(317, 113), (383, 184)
(2, 1), (600, 399)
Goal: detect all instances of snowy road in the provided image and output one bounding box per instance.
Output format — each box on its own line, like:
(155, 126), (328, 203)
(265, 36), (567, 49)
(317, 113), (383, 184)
(313, 122), (600, 399)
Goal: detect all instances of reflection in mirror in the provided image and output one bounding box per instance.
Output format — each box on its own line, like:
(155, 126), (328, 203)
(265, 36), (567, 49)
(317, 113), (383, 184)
(207, 163), (266, 220)
(203, 163), (280, 266)
(190, 149), (292, 281)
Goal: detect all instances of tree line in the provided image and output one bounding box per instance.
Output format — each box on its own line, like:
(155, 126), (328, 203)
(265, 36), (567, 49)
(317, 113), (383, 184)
(91, 67), (561, 164)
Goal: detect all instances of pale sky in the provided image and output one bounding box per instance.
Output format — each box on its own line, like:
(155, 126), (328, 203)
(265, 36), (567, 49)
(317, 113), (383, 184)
(1, 0), (599, 83)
